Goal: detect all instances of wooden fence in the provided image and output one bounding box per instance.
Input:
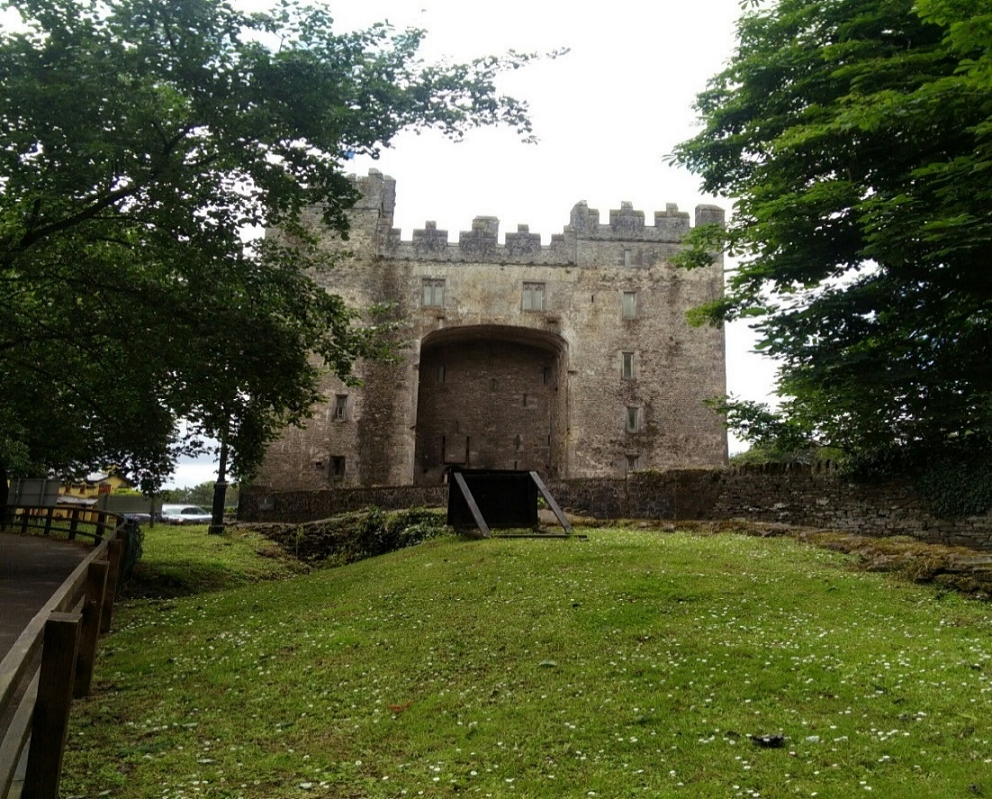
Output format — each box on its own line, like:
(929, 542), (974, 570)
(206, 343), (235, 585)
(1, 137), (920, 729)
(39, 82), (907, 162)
(0, 510), (125, 799)
(2, 505), (121, 543)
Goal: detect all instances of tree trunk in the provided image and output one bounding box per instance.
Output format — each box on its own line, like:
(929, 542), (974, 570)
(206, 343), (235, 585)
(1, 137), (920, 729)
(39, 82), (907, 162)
(0, 460), (10, 531)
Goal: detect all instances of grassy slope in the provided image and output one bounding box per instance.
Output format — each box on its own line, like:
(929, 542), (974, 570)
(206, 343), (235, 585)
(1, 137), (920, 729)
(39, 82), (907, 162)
(63, 526), (992, 798)
(122, 524), (308, 598)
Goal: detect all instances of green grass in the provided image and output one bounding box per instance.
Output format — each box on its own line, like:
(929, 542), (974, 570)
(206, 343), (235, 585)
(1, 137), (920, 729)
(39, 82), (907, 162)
(123, 524), (308, 598)
(63, 527), (992, 798)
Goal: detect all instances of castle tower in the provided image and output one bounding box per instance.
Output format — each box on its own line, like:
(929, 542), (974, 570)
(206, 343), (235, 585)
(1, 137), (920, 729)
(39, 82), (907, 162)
(253, 170), (727, 490)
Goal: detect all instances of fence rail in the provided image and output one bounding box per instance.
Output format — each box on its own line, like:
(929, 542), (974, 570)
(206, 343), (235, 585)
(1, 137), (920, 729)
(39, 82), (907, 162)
(0, 513), (125, 799)
(1, 504), (122, 544)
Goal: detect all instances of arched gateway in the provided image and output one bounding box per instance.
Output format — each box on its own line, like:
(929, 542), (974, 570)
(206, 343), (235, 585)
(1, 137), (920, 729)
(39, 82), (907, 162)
(413, 326), (568, 484)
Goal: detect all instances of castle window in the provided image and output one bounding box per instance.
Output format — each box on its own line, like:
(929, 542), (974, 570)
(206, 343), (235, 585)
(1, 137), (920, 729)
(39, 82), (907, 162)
(622, 291), (637, 319)
(333, 394), (349, 421)
(622, 351), (636, 380)
(626, 406), (641, 433)
(623, 249), (632, 268)
(436, 364), (446, 383)
(330, 456), (346, 479)
(522, 282), (546, 312)
(543, 366), (552, 385)
(626, 454), (641, 473)
(422, 278), (445, 307)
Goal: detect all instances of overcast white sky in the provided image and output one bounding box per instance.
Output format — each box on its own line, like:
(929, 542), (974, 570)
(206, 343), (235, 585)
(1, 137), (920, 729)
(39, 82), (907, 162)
(168, 0), (779, 487)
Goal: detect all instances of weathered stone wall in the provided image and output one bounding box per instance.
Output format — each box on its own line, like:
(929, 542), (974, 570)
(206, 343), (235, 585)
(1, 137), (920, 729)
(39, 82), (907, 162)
(706, 465), (992, 548)
(253, 170), (728, 491)
(242, 465), (992, 549)
(239, 485), (447, 524)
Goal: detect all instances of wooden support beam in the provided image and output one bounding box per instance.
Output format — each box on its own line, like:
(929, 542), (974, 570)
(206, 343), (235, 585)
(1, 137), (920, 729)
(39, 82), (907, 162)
(23, 611), (82, 799)
(529, 471), (574, 535)
(452, 472), (491, 538)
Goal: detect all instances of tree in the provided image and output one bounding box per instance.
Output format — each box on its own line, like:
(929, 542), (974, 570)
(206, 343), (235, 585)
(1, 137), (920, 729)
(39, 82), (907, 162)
(673, 0), (992, 494)
(160, 481), (238, 508)
(0, 0), (543, 496)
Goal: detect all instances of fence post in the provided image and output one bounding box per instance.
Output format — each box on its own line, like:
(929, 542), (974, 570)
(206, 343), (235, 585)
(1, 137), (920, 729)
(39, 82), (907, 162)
(101, 538), (124, 634)
(68, 507), (80, 539)
(43, 505), (55, 536)
(23, 611), (82, 799)
(94, 510), (109, 543)
(73, 561), (109, 699)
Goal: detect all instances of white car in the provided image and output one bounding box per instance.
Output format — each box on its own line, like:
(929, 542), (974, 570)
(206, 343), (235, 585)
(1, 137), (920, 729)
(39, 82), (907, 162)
(160, 504), (213, 525)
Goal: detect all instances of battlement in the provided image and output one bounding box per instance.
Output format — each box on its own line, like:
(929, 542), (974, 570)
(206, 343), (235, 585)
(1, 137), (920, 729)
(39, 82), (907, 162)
(383, 217), (573, 264)
(347, 170), (724, 265)
(351, 169), (397, 216)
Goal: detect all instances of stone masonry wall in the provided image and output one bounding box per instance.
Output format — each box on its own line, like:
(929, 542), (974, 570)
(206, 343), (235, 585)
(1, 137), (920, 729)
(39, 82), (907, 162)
(242, 466), (992, 549)
(705, 465), (992, 548)
(415, 339), (557, 483)
(240, 485), (448, 524)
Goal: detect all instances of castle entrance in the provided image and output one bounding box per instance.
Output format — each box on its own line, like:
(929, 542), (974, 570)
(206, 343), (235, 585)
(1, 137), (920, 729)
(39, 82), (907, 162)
(413, 326), (568, 485)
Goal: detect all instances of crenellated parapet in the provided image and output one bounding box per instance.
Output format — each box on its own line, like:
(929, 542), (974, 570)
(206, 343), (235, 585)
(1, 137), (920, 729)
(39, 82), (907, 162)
(383, 218), (573, 264)
(348, 170), (723, 265)
(568, 200), (703, 241)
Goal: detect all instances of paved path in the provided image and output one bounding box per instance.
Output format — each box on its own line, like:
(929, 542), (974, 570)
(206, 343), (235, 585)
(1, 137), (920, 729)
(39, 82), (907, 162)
(0, 532), (90, 660)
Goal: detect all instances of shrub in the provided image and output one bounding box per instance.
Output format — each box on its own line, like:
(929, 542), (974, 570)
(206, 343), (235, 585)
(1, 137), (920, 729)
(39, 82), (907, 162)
(253, 506), (450, 565)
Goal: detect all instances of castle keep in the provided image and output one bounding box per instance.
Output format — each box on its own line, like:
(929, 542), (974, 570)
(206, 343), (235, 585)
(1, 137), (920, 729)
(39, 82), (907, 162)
(253, 170), (727, 490)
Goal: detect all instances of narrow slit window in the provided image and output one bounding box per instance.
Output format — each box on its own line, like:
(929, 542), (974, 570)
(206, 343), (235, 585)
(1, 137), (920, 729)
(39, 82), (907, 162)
(330, 456), (346, 478)
(626, 406), (641, 433)
(622, 291), (637, 319)
(623, 249), (632, 268)
(333, 394), (349, 421)
(626, 454), (641, 473)
(622, 352), (635, 380)
(436, 364), (446, 383)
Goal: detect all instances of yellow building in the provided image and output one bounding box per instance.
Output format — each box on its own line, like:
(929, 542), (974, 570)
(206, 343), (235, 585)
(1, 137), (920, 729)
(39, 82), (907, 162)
(59, 470), (130, 500)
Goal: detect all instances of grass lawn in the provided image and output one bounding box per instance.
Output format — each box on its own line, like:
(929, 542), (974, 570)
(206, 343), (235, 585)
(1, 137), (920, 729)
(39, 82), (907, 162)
(121, 523), (308, 598)
(62, 525), (992, 798)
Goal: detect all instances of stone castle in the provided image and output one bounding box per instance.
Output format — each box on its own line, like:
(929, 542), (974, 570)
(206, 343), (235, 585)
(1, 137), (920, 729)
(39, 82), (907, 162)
(253, 170), (727, 490)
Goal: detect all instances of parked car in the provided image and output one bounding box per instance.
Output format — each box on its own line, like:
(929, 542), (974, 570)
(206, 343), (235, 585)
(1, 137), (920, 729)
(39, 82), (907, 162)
(120, 512), (152, 524)
(160, 504), (213, 525)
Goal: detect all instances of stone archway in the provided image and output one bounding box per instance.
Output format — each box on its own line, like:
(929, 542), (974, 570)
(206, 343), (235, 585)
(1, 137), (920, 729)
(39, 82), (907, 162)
(413, 326), (568, 485)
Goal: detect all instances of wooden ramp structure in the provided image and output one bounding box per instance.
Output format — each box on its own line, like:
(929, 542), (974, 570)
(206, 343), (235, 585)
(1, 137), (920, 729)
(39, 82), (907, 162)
(447, 469), (576, 539)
